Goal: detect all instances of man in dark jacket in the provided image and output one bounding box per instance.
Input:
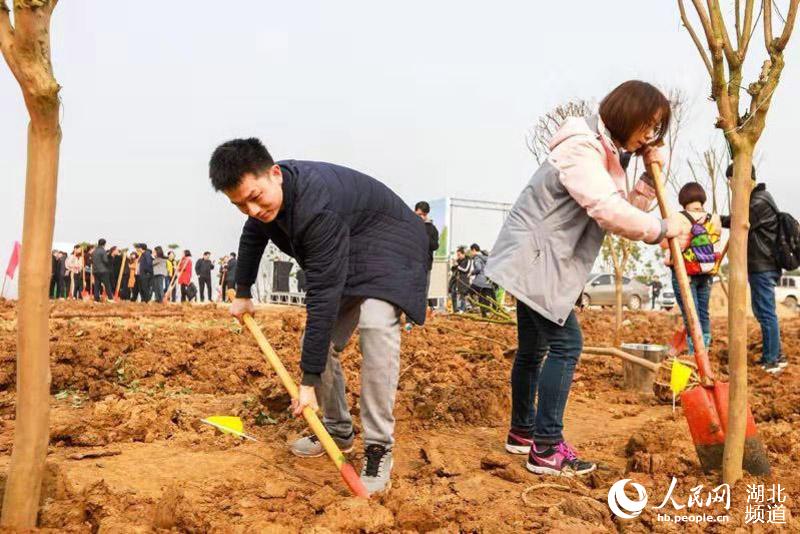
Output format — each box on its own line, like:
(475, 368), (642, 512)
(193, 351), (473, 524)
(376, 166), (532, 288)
(415, 201), (440, 312)
(225, 252), (237, 301)
(136, 243), (154, 303)
(650, 276), (662, 310)
(92, 238), (115, 302)
(195, 251), (215, 302)
(209, 138), (429, 494)
(721, 164), (786, 373)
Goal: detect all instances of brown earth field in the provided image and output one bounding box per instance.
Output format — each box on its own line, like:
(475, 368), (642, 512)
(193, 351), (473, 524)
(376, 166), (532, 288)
(0, 300), (798, 533)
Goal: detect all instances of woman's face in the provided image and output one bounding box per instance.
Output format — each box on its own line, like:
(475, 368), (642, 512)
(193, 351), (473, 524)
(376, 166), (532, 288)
(623, 112), (662, 153)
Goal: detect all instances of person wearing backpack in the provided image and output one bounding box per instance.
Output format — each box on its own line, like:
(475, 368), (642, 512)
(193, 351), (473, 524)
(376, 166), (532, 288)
(665, 183), (723, 355)
(721, 164), (790, 373)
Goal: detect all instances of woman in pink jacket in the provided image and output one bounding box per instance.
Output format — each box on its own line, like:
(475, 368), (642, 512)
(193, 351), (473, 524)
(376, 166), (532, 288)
(487, 81), (691, 477)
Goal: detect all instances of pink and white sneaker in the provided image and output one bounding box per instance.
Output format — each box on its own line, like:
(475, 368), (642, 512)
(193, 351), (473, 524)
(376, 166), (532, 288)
(505, 429), (534, 454)
(526, 441), (596, 477)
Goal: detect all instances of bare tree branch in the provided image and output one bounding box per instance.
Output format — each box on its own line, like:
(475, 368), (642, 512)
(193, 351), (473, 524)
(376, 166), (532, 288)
(776, 0), (800, 51)
(735, 0), (743, 43)
(678, 0), (714, 75)
(526, 99), (593, 164)
(739, 0), (757, 58)
(707, 0), (739, 66)
(764, 0), (774, 49)
(691, 0), (717, 46)
(0, 1), (15, 70)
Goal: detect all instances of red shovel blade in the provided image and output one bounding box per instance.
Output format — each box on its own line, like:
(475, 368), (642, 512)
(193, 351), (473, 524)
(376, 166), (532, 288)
(668, 328), (688, 357)
(340, 462), (369, 498)
(681, 382), (769, 475)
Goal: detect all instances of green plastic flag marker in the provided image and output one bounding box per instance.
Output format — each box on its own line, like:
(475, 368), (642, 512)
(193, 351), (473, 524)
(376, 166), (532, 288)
(670, 359), (693, 412)
(201, 416), (258, 441)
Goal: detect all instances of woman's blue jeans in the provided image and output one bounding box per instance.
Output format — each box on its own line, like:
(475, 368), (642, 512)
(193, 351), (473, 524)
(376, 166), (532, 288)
(510, 301), (583, 445)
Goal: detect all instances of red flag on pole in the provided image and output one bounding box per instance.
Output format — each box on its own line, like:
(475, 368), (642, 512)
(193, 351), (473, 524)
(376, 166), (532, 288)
(5, 241), (20, 280)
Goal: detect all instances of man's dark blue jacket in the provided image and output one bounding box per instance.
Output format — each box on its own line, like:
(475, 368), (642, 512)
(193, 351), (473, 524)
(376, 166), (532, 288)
(235, 160), (429, 383)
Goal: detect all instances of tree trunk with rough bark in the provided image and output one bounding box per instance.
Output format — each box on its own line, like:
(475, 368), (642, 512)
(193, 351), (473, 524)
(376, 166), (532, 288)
(0, 0), (61, 528)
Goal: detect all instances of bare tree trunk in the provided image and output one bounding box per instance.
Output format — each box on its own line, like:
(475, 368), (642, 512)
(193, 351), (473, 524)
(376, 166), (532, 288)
(722, 147), (753, 485)
(0, 1), (61, 527)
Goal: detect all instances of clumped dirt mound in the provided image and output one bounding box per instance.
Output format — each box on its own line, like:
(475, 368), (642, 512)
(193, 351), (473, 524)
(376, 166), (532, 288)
(0, 301), (798, 532)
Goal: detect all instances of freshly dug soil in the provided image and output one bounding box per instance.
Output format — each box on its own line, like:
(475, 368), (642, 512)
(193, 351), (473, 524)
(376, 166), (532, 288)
(0, 299), (797, 532)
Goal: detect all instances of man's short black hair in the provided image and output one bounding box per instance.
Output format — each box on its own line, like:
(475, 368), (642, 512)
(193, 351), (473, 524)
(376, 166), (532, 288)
(98, 238), (106, 247)
(470, 243), (480, 251)
(415, 201), (430, 214)
(204, 251), (211, 256)
(230, 252), (237, 258)
(725, 163), (757, 181)
(209, 138), (275, 192)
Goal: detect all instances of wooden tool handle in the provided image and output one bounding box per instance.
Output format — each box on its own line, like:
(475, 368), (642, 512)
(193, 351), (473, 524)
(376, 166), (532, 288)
(649, 163), (715, 384)
(241, 313), (369, 498)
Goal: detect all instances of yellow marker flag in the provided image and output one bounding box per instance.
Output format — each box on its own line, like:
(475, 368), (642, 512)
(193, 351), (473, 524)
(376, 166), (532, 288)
(201, 416), (257, 441)
(670, 360), (693, 394)
(670, 359), (693, 413)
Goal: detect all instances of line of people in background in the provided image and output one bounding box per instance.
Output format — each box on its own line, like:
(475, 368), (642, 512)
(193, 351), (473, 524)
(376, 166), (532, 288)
(49, 239), (238, 304)
(448, 243), (495, 316)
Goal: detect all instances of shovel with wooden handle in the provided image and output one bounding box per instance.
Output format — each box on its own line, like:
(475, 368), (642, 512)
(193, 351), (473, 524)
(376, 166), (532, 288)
(241, 313), (369, 497)
(650, 162), (769, 475)
(114, 249), (128, 300)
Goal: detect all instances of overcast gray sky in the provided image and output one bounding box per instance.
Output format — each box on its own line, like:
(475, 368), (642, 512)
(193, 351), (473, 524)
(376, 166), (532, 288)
(1, 1), (797, 297)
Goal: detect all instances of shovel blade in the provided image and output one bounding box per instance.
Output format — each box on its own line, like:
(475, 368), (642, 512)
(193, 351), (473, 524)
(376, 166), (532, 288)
(681, 382), (770, 475)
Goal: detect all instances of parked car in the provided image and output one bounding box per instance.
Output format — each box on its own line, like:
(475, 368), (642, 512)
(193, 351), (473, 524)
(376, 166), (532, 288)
(777, 275), (799, 312)
(581, 273), (650, 311)
(657, 288), (675, 311)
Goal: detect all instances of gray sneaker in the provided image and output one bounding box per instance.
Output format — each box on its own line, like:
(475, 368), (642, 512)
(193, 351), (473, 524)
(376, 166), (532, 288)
(360, 444), (393, 495)
(290, 431), (354, 458)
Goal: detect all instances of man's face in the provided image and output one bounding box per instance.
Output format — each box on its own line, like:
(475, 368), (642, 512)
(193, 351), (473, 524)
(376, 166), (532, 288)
(415, 209), (427, 221)
(204, 253), (210, 260)
(224, 166), (284, 223)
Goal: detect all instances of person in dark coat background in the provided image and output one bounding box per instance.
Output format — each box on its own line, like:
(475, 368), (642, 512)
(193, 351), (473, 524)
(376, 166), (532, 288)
(415, 201), (440, 312)
(209, 137), (429, 494)
(136, 243), (154, 302)
(92, 238), (115, 302)
(721, 164), (787, 373)
(195, 251), (215, 302)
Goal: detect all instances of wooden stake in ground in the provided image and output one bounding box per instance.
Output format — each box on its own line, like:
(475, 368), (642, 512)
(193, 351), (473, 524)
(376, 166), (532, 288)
(676, 0), (799, 485)
(0, 0), (61, 527)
